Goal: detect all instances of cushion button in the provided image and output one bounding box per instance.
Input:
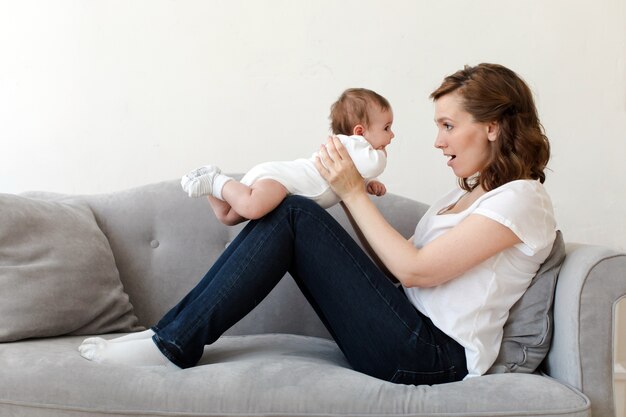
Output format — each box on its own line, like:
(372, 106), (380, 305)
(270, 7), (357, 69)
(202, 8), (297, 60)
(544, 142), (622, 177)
(150, 240), (160, 248)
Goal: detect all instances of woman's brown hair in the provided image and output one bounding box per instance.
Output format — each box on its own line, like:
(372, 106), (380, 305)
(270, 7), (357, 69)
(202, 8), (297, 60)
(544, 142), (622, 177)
(430, 63), (550, 192)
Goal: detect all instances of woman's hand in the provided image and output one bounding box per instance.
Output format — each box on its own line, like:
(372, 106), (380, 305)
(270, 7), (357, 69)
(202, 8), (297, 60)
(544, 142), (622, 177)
(314, 136), (367, 202)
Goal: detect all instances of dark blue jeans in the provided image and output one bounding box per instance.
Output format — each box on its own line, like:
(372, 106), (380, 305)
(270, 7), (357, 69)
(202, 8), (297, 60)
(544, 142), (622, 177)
(152, 196), (467, 384)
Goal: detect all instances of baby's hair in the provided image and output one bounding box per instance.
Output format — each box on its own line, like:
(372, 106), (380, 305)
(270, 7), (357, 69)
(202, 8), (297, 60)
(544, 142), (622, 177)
(330, 88), (391, 135)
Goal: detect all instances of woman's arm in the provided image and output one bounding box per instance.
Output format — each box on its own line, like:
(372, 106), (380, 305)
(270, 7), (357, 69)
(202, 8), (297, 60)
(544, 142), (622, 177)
(315, 136), (521, 288)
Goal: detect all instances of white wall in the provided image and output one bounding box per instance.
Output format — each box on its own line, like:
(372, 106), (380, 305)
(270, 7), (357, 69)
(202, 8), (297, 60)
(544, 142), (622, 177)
(1, 0), (625, 253)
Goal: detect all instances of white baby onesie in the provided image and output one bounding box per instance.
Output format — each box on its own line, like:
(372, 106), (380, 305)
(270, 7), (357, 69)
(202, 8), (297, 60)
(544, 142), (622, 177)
(240, 134), (387, 208)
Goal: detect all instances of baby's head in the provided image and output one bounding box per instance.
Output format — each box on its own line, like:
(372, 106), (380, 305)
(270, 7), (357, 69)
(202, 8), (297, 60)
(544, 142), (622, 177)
(330, 88), (394, 153)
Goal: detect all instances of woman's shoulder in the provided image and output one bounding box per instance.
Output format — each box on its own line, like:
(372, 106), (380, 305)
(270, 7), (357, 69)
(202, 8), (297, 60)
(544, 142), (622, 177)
(489, 178), (547, 193)
(477, 179), (553, 212)
(475, 179), (556, 255)
(479, 179), (551, 208)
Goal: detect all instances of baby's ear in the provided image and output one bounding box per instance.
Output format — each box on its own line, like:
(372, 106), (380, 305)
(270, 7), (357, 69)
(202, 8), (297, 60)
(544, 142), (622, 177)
(353, 125), (365, 135)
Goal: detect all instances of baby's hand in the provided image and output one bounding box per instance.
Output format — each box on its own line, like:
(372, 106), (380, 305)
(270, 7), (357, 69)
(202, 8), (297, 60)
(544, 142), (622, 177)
(366, 180), (386, 197)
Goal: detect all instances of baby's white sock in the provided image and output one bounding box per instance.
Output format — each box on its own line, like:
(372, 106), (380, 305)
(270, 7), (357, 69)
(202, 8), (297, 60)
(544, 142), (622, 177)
(181, 165), (221, 198)
(78, 337), (176, 368)
(211, 174), (233, 200)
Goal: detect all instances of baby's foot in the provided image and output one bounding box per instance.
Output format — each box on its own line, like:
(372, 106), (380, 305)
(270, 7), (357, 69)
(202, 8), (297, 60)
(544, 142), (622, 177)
(78, 337), (175, 367)
(82, 329), (155, 345)
(181, 165), (221, 198)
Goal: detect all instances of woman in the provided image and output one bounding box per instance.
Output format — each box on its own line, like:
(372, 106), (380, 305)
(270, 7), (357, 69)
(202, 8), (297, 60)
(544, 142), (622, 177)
(79, 63), (556, 384)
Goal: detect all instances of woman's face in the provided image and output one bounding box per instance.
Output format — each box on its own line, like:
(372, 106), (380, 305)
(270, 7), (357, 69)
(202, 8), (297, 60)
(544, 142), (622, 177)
(433, 92), (496, 179)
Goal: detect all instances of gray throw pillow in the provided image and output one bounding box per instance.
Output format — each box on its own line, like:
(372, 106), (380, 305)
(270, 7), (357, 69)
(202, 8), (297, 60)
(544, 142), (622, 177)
(0, 193), (141, 342)
(488, 230), (566, 374)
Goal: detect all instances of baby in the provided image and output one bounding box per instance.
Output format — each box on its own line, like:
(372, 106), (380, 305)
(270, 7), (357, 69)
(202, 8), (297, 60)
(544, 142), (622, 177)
(182, 88), (395, 225)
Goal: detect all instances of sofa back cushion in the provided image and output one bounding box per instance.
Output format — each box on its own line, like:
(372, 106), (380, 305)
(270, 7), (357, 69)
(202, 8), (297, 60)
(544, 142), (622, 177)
(80, 180), (249, 330)
(488, 230), (566, 374)
(0, 193), (141, 342)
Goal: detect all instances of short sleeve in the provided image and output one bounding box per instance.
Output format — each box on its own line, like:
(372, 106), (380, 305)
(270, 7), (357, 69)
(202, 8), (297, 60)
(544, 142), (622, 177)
(338, 135), (387, 179)
(473, 180), (556, 256)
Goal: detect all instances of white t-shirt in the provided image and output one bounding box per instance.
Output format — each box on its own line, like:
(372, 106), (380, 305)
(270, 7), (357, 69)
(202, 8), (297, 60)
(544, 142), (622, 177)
(403, 179), (557, 379)
(240, 134), (386, 208)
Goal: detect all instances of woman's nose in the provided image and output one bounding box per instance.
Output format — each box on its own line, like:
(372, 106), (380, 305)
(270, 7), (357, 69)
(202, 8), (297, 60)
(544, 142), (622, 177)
(434, 133), (445, 149)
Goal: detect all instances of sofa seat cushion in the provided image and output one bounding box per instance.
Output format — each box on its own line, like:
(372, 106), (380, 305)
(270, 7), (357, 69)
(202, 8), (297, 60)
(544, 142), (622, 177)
(0, 334), (589, 417)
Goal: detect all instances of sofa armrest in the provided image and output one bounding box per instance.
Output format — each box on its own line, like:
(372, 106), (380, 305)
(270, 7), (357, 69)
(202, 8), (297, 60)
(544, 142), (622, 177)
(545, 243), (626, 417)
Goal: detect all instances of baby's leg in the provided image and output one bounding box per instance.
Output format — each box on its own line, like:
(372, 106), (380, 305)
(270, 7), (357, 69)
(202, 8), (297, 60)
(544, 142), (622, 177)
(208, 196), (247, 226)
(222, 179), (288, 221)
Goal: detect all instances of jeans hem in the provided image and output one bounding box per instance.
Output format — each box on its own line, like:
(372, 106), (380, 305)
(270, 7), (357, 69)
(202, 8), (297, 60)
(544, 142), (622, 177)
(152, 334), (189, 369)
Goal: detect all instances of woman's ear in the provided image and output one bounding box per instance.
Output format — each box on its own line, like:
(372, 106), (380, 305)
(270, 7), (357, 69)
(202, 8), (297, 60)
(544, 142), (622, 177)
(353, 125), (365, 136)
(486, 122), (499, 142)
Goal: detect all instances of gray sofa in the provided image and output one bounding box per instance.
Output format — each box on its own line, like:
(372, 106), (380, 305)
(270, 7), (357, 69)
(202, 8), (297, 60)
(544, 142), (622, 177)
(1, 179), (625, 417)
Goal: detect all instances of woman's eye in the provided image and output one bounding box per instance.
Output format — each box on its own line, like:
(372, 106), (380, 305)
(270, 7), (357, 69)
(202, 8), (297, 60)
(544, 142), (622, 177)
(444, 123), (453, 131)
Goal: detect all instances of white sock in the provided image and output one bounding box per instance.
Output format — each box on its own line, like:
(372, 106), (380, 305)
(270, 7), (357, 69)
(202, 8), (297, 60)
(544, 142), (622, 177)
(181, 165), (221, 198)
(78, 337), (177, 368)
(212, 174), (233, 200)
(109, 329), (156, 343)
(80, 329), (155, 345)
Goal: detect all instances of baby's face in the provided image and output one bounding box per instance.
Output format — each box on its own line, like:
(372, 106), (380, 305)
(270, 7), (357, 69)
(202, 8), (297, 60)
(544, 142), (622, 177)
(363, 108), (394, 154)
